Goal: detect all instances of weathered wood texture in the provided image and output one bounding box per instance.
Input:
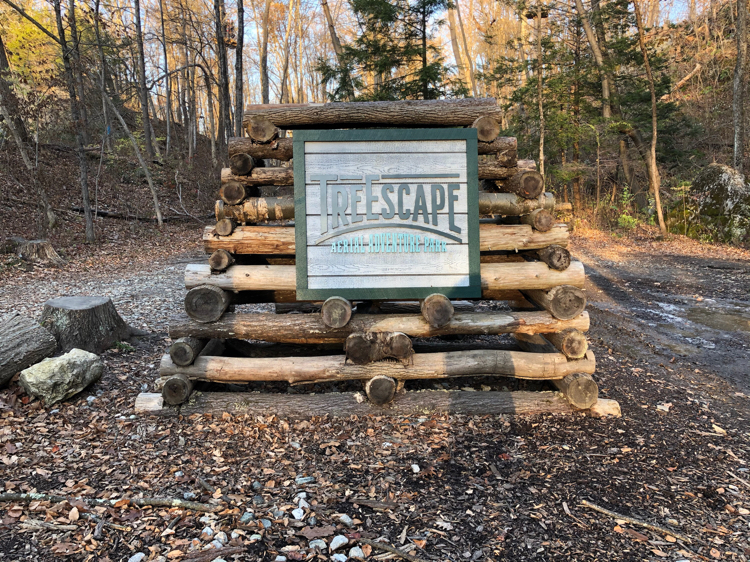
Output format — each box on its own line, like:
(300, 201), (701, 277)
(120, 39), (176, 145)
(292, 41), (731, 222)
(228, 137), (294, 160)
(552, 373), (598, 409)
(184, 261), (585, 293)
(227, 135), (517, 164)
(40, 296), (136, 354)
(162, 374), (194, 405)
(526, 245), (571, 271)
(208, 249), (235, 272)
(214, 218), (236, 236)
(321, 297), (352, 328)
(504, 170), (545, 199)
(244, 115), (280, 142)
(214, 193), (557, 222)
(522, 285), (587, 320)
(168, 310), (590, 345)
(514, 329), (588, 360)
(229, 153), (257, 176)
(344, 332), (413, 365)
(0, 314), (57, 386)
(365, 376), (397, 405)
(472, 116), (501, 142)
(519, 209), (555, 232)
(221, 167), (294, 186)
(135, 390), (578, 417)
(219, 182), (259, 206)
(421, 294), (454, 328)
(203, 224), (568, 254)
(184, 285), (231, 323)
(242, 98), (503, 128)
(159, 348), (596, 383)
(169, 337), (207, 367)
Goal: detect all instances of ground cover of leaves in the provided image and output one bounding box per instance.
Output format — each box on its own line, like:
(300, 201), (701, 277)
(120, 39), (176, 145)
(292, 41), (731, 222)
(0, 223), (748, 562)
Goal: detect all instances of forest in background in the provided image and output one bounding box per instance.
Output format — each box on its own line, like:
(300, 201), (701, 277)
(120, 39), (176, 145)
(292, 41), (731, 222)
(0, 0), (748, 247)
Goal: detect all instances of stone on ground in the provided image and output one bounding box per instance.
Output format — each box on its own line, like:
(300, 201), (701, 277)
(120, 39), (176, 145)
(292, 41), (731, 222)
(19, 349), (103, 405)
(692, 163), (750, 244)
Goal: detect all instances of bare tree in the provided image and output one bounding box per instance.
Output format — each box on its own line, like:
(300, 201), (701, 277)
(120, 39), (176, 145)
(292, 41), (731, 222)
(234, 0), (244, 136)
(158, 0), (172, 155)
(134, 0), (154, 158)
(733, 0), (748, 172)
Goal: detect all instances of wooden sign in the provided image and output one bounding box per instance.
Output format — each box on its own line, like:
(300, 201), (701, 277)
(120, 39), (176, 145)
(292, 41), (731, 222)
(294, 129), (480, 300)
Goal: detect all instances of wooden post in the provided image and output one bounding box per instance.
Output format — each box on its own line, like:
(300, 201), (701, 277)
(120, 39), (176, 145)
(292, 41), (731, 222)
(522, 285), (587, 320)
(420, 294), (454, 328)
(215, 218), (236, 236)
(162, 373), (193, 405)
(169, 337), (207, 366)
(208, 249), (235, 272)
(321, 297), (352, 328)
(519, 209), (555, 232)
(184, 284), (231, 323)
(169, 310), (590, 345)
(365, 375), (397, 405)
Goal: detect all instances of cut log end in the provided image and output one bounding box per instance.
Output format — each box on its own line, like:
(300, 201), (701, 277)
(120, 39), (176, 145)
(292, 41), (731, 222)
(215, 218), (236, 237)
(507, 170), (545, 199)
(553, 373), (598, 409)
(535, 245), (571, 271)
(169, 337), (207, 367)
(365, 375), (397, 406)
(245, 115), (279, 143)
(544, 328), (588, 359)
(321, 297), (352, 328)
(420, 293), (454, 328)
(471, 116), (501, 142)
(162, 374), (193, 405)
(345, 332), (414, 366)
(220, 182), (259, 206)
(229, 153), (257, 176)
(208, 249), (235, 272)
(523, 285), (587, 321)
(184, 285), (231, 323)
(521, 209), (555, 232)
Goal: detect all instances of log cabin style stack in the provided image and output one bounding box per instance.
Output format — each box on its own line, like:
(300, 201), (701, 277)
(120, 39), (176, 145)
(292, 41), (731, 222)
(137, 99), (614, 418)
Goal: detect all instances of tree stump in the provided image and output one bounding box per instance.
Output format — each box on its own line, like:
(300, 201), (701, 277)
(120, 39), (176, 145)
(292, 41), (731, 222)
(40, 297), (140, 354)
(0, 314), (57, 386)
(365, 375), (397, 406)
(16, 240), (64, 265)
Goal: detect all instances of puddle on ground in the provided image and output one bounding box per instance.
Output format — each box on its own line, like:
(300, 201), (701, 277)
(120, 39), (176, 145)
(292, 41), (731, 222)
(687, 307), (750, 333)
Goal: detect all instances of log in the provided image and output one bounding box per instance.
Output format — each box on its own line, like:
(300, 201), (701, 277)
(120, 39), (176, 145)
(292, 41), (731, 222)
(365, 376), (397, 406)
(219, 182), (259, 206)
(555, 202), (573, 212)
(544, 328), (588, 359)
(478, 163), (519, 180)
(158, 348), (596, 383)
(0, 314), (57, 386)
(228, 137), (294, 160)
(477, 137), (517, 165)
(169, 337), (207, 367)
(203, 223), (568, 254)
(135, 389), (577, 417)
(184, 261), (586, 293)
(321, 296), (352, 328)
(208, 249), (235, 272)
(588, 399), (621, 418)
(162, 373), (194, 405)
(184, 285), (231, 323)
(345, 332), (413, 365)
(214, 193), (557, 222)
(215, 218), (236, 236)
(242, 98), (504, 129)
(519, 209), (555, 232)
(215, 198), (295, 223)
(40, 297), (138, 354)
(245, 115), (279, 142)
(518, 159), (537, 169)
(472, 116), (501, 142)
(420, 293), (454, 328)
(503, 170), (545, 199)
(168, 310), (590, 345)
(526, 244), (571, 271)
(553, 373), (598, 409)
(229, 153), (257, 176)
(522, 285), (587, 320)
(221, 167), (294, 187)
(276, 300), (475, 314)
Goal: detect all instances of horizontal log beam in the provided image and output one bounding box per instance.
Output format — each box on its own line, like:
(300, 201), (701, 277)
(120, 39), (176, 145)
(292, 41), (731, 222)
(168, 310), (590, 344)
(159, 348), (596, 384)
(215, 193), (557, 223)
(135, 390), (579, 417)
(184, 261), (585, 294)
(202, 223), (569, 255)
(242, 98), (503, 129)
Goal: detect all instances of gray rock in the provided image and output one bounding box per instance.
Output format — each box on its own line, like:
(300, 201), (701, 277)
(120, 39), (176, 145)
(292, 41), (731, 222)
(292, 508), (305, 520)
(273, 509), (285, 518)
(274, 557), (287, 562)
(211, 559), (227, 562)
(331, 554), (347, 562)
(127, 554), (146, 562)
(253, 495), (265, 505)
(231, 531), (240, 540)
(309, 539), (327, 550)
(210, 539), (224, 549)
(691, 163), (750, 244)
(349, 546), (365, 560)
(298, 498), (310, 509)
(199, 515), (214, 524)
(338, 514), (354, 528)
(183, 492), (197, 500)
(240, 511), (255, 523)
(252, 481), (263, 491)
(86, 395), (96, 405)
(308, 516), (317, 526)
(260, 518), (272, 529)
(296, 476), (316, 485)
(174, 471), (184, 477)
(200, 526), (214, 539)
(215, 531), (228, 545)
(330, 535), (349, 551)
(249, 534), (263, 541)
(295, 492), (308, 500)
(19, 349), (103, 405)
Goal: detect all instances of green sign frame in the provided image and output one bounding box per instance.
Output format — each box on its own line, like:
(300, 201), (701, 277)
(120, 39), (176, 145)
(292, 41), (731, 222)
(294, 128), (480, 301)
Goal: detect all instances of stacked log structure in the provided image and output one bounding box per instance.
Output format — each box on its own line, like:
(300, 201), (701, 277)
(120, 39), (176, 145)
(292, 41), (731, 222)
(145, 99), (605, 416)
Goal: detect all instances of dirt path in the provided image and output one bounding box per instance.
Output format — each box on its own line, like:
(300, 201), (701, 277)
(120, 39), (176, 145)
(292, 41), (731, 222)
(0, 226), (747, 562)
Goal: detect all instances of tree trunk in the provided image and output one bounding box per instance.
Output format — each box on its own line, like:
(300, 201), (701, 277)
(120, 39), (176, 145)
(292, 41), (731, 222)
(420, 293), (454, 328)
(260, 0), (272, 104)
(241, 98), (503, 128)
(279, 0), (295, 103)
(214, 0), (231, 153)
(321, 296), (352, 328)
(733, 0), (747, 172)
(536, 7), (545, 177)
(158, 0), (171, 155)
(134, 0), (154, 158)
(448, 8), (467, 85)
(54, 0), (94, 243)
(0, 35), (29, 143)
(455, 0), (477, 97)
(0, 314), (57, 386)
(573, 0), (613, 118)
(234, 0), (244, 138)
(40, 296), (137, 354)
(169, 310), (589, 344)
